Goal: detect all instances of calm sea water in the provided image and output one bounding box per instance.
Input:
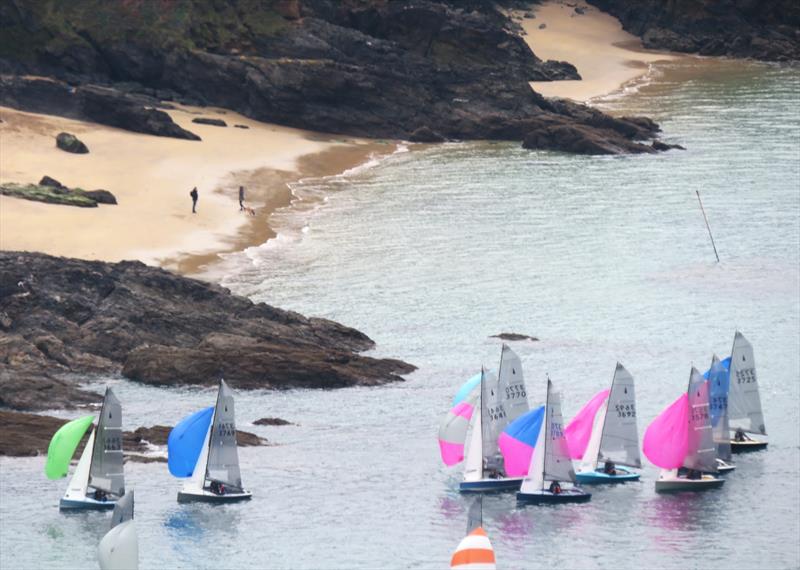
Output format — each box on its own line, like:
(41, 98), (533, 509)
(1, 60), (799, 570)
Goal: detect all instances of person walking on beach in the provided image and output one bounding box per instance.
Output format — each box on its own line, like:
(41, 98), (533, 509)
(190, 187), (198, 214)
(238, 185), (245, 211)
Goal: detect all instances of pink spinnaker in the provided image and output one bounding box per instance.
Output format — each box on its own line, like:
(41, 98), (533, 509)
(564, 389), (610, 459)
(438, 400), (476, 466)
(642, 394), (689, 469)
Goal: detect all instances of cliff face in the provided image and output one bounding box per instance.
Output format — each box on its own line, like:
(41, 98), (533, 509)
(0, 252), (415, 411)
(0, 0), (670, 154)
(588, 0), (800, 61)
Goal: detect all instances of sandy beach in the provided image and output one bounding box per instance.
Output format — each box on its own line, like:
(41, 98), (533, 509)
(0, 105), (391, 273)
(518, 0), (684, 102)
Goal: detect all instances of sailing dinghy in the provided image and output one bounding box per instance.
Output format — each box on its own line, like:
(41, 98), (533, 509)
(168, 379), (252, 503)
(516, 379), (591, 504)
(98, 490), (138, 570)
(644, 367), (725, 493)
(726, 332), (768, 452)
(567, 363), (642, 484)
(460, 345), (531, 493)
(46, 387), (125, 511)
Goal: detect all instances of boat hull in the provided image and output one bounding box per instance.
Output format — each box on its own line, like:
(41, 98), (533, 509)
(730, 440), (768, 453)
(655, 475), (725, 493)
(575, 466), (640, 484)
(59, 496), (117, 511)
(516, 488), (592, 504)
(459, 477), (523, 493)
(177, 489), (252, 504)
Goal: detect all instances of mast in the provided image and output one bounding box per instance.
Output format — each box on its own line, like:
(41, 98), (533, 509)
(543, 377), (550, 491)
(479, 367), (485, 480)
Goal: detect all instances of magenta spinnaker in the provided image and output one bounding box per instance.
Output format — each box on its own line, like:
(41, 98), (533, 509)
(564, 389), (610, 460)
(642, 394), (690, 469)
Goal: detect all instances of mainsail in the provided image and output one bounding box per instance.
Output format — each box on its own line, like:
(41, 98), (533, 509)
(206, 379), (243, 490)
(598, 364), (642, 468)
(543, 381), (576, 483)
(727, 332), (766, 435)
(480, 369), (504, 472)
(684, 368), (718, 473)
(110, 490), (134, 529)
(707, 355), (732, 462)
(496, 345), (530, 426)
(89, 388), (125, 497)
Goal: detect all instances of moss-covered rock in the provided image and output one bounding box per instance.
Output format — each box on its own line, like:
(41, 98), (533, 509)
(0, 183), (98, 207)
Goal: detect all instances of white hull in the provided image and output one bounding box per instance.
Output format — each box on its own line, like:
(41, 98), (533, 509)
(655, 470), (725, 493)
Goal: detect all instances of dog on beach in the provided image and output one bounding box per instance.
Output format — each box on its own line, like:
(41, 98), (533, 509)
(243, 205), (256, 216)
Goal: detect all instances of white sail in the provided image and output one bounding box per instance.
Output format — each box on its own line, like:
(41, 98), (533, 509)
(543, 382), (576, 482)
(182, 415), (213, 493)
(63, 429), (95, 502)
(578, 401), (607, 473)
(497, 345), (530, 426)
(98, 519), (139, 570)
(463, 411), (483, 482)
(206, 380), (243, 490)
(598, 364), (642, 468)
(90, 388), (125, 497)
(519, 409), (546, 493)
(727, 332), (766, 435)
(684, 368), (718, 473)
(480, 369), (504, 472)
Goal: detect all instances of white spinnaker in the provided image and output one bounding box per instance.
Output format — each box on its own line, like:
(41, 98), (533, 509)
(519, 409), (546, 493)
(183, 415), (213, 493)
(463, 411), (483, 482)
(98, 519), (139, 570)
(543, 383), (576, 483)
(728, 332), (766, 435)
(579, 400), (607, 473)
(64, 428), (95, 502)
(598, 364), (642, 468)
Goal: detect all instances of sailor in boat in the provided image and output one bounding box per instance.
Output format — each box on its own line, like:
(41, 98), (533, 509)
(602, 460), (617, 475)
(548, 481), (562, 495)
(95, 489), (109, 502)
(734, 428), (748, 442)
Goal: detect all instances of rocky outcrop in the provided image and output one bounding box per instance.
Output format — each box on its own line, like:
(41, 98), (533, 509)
(192, 117), (227, 127)
(588, 0), (800, 61)
(0, 410), (267, 457)
(490, 333), (539, 342)
(0, 76), (200, 140)
(253, 417), (294, 426)
(1, 178), (117, 207)
(56, 132), (88, 153)
(0, 0), (674, 154)
(0, 252), (415, 410)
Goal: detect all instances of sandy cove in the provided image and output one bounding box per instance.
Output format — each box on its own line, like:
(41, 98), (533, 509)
(518, 0), (684, 102)
(0, 104), (392, 273)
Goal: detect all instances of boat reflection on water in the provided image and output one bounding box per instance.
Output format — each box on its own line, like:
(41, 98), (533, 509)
(163, 504), (242, 544)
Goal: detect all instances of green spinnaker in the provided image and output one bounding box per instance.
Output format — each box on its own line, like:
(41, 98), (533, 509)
(45, 415), (95, 480)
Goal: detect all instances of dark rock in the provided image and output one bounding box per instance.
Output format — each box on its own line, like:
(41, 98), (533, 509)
(539, 23), (547, 29)
(192, 117), (227, 127)
(39, 175), (65, 189)
(408, 126), (446, 143)
(0, 76), (201, 141)
(524, 11), (536, 19)
(253, 417), (294, 426)
(490, 333), (540, 342)
(575, 7), (587, 15)
(652, 140), (685, 151)
(587, 0), (800, 61)
(234, 124), (250, 129)
(1, 182), (98, 207)
(56, 132), (89, 154)
(0, 252), (415, 408)
(522, 119), (656, 155)
(80, 189), (118, 204)
(0, 410), (267, 457)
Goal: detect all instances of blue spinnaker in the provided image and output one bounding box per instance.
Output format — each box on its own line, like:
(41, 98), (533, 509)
(503, 405), (545, 446)
(703, 356), (731, 379)
(168, 406), (214, 478)
(453, 371), (491, 406)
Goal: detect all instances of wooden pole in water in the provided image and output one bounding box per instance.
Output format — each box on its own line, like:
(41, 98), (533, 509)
(696, 190), (720, 263)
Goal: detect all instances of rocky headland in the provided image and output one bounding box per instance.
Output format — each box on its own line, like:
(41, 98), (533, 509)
(588, 0), (800, 61)
(0, 251), (415, 413)
(0, 0), (678, 154)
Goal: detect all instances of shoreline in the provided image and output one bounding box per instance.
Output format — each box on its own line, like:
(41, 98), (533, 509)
(517, 0), (685, 103)
(0, 103), (394, 275)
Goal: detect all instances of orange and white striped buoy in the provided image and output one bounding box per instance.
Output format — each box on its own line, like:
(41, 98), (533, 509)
(450, 526), (496, 569)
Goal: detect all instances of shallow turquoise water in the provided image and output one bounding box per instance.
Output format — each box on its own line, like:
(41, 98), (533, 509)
(1, 61), (799, 569)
